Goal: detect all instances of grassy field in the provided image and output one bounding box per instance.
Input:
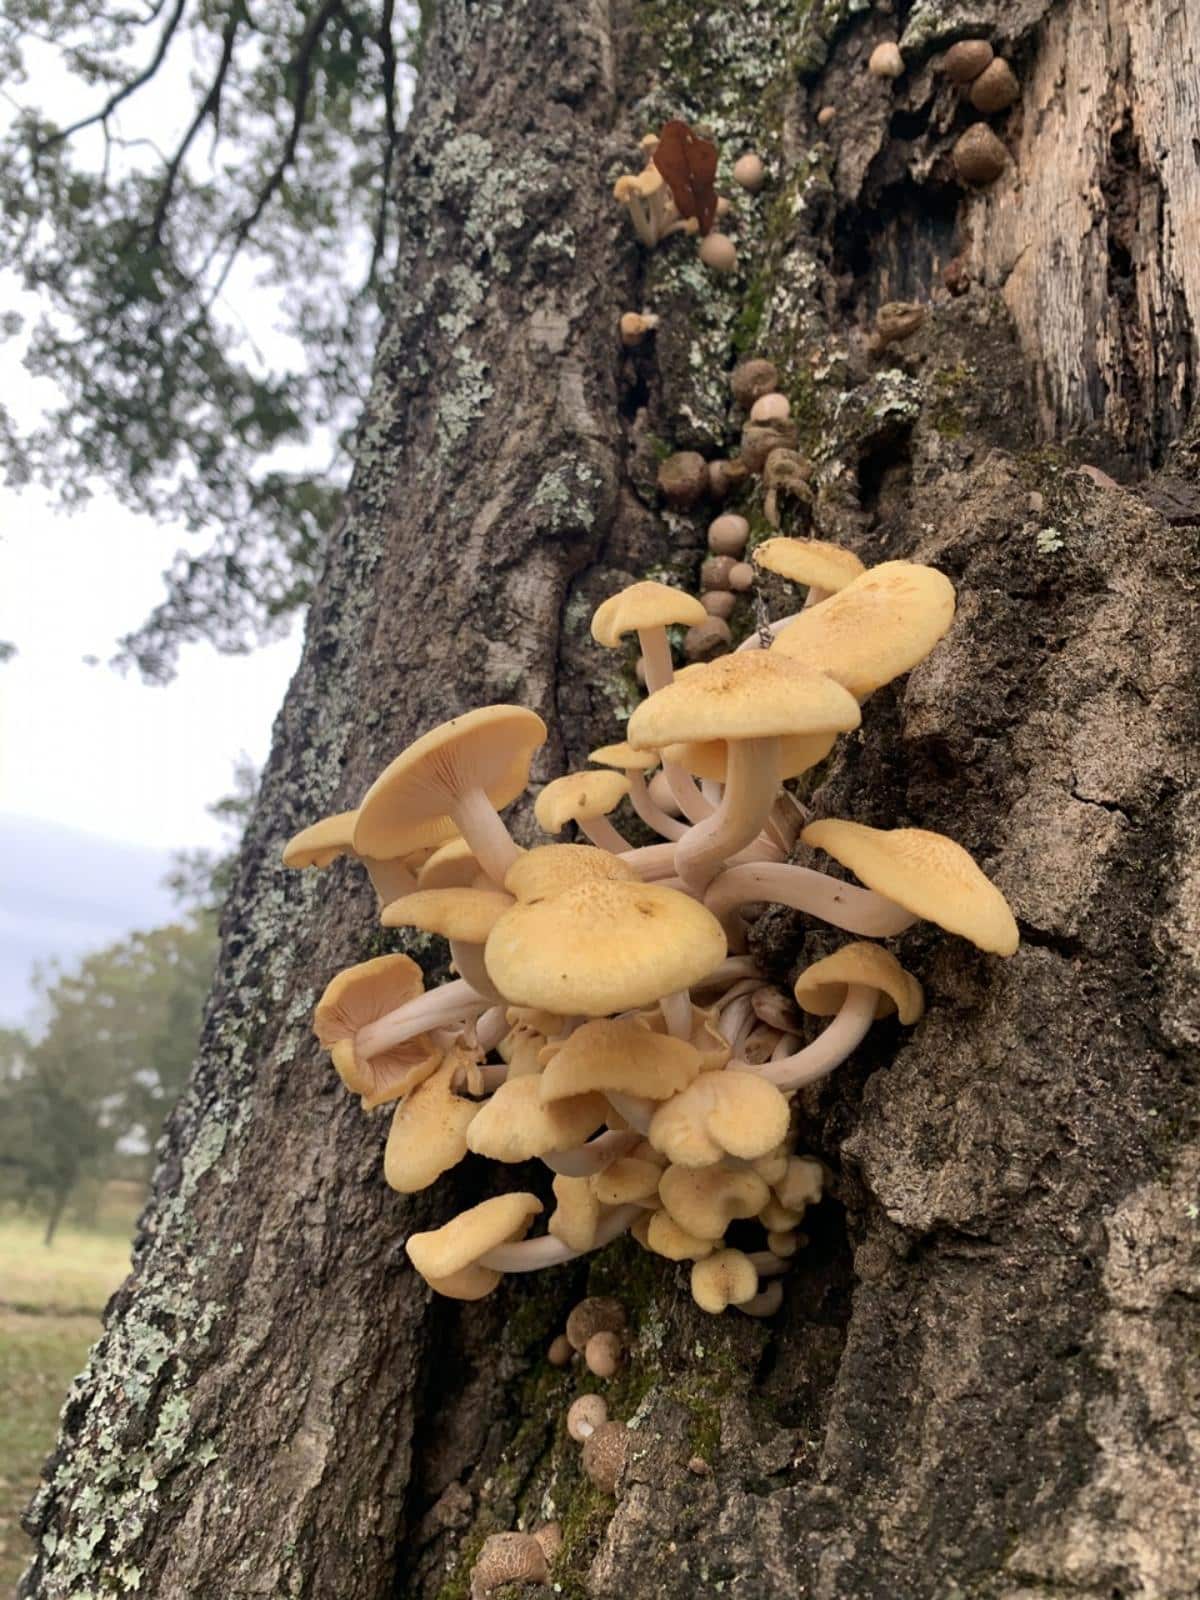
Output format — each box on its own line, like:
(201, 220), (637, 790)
(0, 1211), (137, 1595)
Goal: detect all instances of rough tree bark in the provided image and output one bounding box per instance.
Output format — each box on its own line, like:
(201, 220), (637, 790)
(22, 1), (1200, 1596)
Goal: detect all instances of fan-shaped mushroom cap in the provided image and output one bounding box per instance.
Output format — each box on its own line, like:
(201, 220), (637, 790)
(589, 741), (660, 773)
(753, 536), (865, 593)
(648, 1070), (791, 1168)
(282, 809), (361, 869)
(591, 1156), (662, 1206)
(644, 1208), (714, 1261)
(314, 955), (441, 1108)
(383, 1054), (478, 1193)
(485, 880), (727, 1015)
(354, 706), (547, 859)
(539, 1018), (701, 1103)
(662, 731), (836, 783)
(381, 887), (515, 942)
(406, 1192), (542, 1300)
(591, 581), (707, 647)
(771, 561), (955, 699)
(774, 1155), (824, 1212)
(417, 838), (483, 890)
(467, 1076), (608, 1162)
(801, 820), (1019, 955)
(659, 1164), (770, 1239)
(550, 1174), (602, 1253)
(627, 651), (861, 749)
(691, 1248), (760, 1313)
(535, 772), (631, 834)
(637, 1004), (732, 1072)
(504, 843), (636, 903)
(794, 940), (925, 1024)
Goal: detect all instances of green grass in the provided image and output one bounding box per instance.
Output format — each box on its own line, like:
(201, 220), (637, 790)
(0, 1214), (137, 1593)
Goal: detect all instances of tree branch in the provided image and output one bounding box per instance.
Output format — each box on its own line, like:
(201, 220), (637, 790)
(149, 7), (242, 246)
(368, 0), (399, 292)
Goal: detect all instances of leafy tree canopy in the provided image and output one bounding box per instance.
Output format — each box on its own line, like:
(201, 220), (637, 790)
(0, 0), (424, 680)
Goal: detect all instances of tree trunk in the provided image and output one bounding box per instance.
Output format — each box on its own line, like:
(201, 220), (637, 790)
(42, 1187), (68, 1249)
(23, 2), (1200, 1596)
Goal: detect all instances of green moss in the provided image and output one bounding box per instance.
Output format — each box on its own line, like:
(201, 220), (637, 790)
(433, 1526), (490, 1600)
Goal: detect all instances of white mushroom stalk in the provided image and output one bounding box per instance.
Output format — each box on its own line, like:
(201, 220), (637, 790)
(478, 1204), (642, 1271)
(674, 736), (784, 895)
(542, 1130), (640, 1177)
(705, 862), (918, 948)
(626, 767), (686, 840)
(451, 785), (523, 885)
(741, 984), (878, 1090)
(449, 940), (505, 1002)
(356, 978), (490, 1059)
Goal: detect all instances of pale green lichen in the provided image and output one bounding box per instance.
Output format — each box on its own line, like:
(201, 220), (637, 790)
(531, 460), (603, 535)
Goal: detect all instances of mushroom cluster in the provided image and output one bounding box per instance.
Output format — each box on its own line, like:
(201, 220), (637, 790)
(284, 530), (1019, 1318)
(613, 120), (740, 274)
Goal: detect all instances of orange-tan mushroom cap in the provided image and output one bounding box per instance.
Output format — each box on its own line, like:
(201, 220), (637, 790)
(794, 940), (925, 1024)
(381, 887), (514, 942)
(484, 879), (728, 1015)
(659, 1164), (770, 1240)
(417, 838), (482, 890)
(549, 1174), (603, 1253)
(771, 560), (956, 699)
(354, 706), (547, 859)
(691, 1248), (760, 1313)
(383, 1053), (478, 1193)
(539, 1018), (702, 1103)
(282, 809), (360, 869)
(535, 772), (631, 834)
(504, 843), (636, 903)
(591, 581), (707, 647)
(406, 1192), (542, 1300)
(648, 1070), (791, 1168)
(465, 1076), (609, 1162)
(753, 536), (865, 593)
(801, 819), (1019, 955)
(591, 1156), (662, 1207)
(662, 732), (836, 783)
(589, 741), (660, 773)
(644, 1208), (714, 1261)
(314, 954), (441, 1108)
(627, 651), (861, 749)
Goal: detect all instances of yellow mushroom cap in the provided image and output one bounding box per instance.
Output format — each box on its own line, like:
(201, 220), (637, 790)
(406, 1193), (542, 1300)
(627, 651), (861, 749)
(504, 843), (636, 903)
(314, 954), (424, 1047)
(662, 731), (836, 783)
(659, 1164), (769, 1240)
(794, 940), (925, 1024)
(539, 1018), (701, 1103)
(535, 771), (631, 834)
(637, 1004), (732, 1072)
(381, 887), (514, 943)
(282, 809), (359, 869)
(753, 536), (866, 593)
(485, 879), (728, 1015)
(465, 1076), (608, 1162)
(774, 1156), (824, 1213)
(801, 819), (1019, 956)
(549, 1174), (603, 1253)
(648, 1070), (791, 1168)
(383, 1054), (478, 1194)
(354, 706), (547, 859)
(591, 581), (707, 648)
(329, 1035), (441, 1110)
(691, 1248), (760, 1314)
(417, 838), (481, 890)
(589, 741), (660, 773)
(591, 1156), (662, 1206)
(613, 166), (664, 202)
(771, 560), (956, 699)
(644, 1208), (714, 1261)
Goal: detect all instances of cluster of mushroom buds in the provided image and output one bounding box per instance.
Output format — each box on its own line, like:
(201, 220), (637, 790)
(613, 120), (739, 274)
(283, 536), (1018, 1317)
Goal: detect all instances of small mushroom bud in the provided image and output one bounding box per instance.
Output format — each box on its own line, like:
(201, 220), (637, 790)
(767, 1228), (800, 1257)
(470, 1533), (550, 1598)
(942, 256), (970, 296)
(702, 590), (736, 620)
(874, 301), (927, 347)
(698, 233), (738, 273)
(730, 358), (778, 408)
(732, 152), (765, 193)
(816, 105), (837, 128)
(740, 420), (798, 473)
(567, 1393), (609, 1441)
(715, 195), (731, 218)
(657, 451), (710, 509)
(566, 1294), (627, 1352)
(750, 392), (791, 424)
(707, 458), (746, 498)
(687, 1455), (712, 1476)
(969, 57), (1020, 113)
(867, 41), (904, 78)
(943, 39), (994, 83)
(728, 561), (754, 593)
(701, 555), (736, 590)
(953, 124), (1009, 186)
(684, 616), (732, 661)
(533, 1522), (563, 1564)
(620, 311), (659, 347)
(585, 1330), (624, 1378)
(581, 1420), (630, 1494)
(708, 513), (750, 555)
(548, 1334), (572, 1366)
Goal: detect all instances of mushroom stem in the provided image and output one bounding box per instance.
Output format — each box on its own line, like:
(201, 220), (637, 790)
(742, 984), (877, 1090)
(627, 768), (686, 840)
(635, 625), (674, 695)
(660, 989), (692, 1039)
(737, 612), (804, 651)
(478, 1203), (642, 1271)
(475, 1005), (510, 1052)
(363, 857), (418, 907)
(449, 940), (505, 1003)
(675, 737), (782, 895)
(605, 1091), (654, 1135)
(802, 586), (831, 609)
(699, 780), (723, 807)
(356, 978), (489, 1059)
(705, 862), (918, 950)
(541, 1130), (640, 1178)
(450, 786), (521, 885)
(694, 956), (764, 991)
(578, 815), (632, 854)
(624, 834), (783, 882)
(718, 994), (755, 1046)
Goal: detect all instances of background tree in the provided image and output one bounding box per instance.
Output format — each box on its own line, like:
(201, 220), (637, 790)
(20, 2), (1200, 1598)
